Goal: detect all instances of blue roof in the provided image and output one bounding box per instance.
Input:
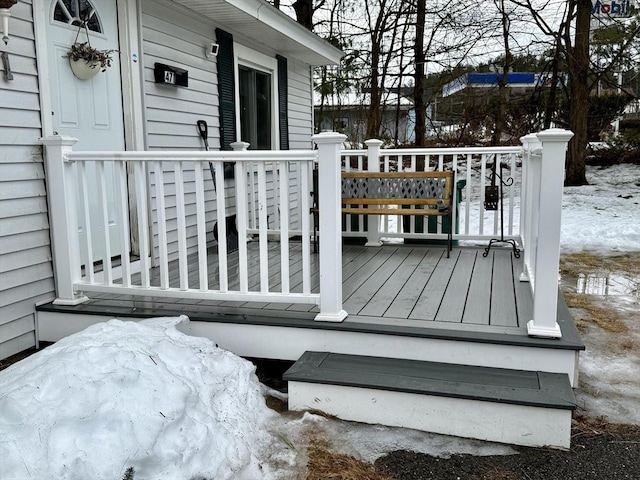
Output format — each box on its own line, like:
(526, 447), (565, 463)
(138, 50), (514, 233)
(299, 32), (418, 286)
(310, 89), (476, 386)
(442, 72), (538, 97)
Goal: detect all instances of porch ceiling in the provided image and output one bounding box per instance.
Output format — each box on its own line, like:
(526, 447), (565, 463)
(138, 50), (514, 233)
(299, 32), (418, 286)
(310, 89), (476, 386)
(169, 0), (344, 66)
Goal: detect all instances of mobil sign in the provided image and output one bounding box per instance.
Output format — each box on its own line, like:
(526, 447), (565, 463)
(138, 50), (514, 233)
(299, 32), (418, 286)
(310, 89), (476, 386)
(591, 0), (634, 17)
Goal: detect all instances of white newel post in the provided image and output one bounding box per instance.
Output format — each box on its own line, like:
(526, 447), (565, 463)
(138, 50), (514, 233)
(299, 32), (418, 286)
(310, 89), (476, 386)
(313, 131), (348, 322)
(364, 139), (384, 246)
(527, 128), (573, 338)
(518, 133), (540, 283)
(40, 135), (89, 305)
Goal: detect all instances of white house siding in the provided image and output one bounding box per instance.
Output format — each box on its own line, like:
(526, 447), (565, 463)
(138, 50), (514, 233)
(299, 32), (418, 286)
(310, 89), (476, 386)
(280, 58), (314, 228)
(0, 0), (54, 360)
(141, 0), (314, 262)
(141, 0), (221, 262)
(287, 58), (313, 149)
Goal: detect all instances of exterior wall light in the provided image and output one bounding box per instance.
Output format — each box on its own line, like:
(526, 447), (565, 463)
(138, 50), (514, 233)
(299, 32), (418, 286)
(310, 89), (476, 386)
(206, 43), (219, 58)
(0, 0), (18, 45)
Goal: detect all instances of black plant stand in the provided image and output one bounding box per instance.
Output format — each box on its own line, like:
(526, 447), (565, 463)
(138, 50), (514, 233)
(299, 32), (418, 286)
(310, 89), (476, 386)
(483, 160), (520, 258)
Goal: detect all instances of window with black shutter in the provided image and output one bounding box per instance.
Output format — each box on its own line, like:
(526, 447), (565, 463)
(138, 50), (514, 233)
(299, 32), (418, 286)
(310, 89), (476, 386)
(215, 31), (289, 151)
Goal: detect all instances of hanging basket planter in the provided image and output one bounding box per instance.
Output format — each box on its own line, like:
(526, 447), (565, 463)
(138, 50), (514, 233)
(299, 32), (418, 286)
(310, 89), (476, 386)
(69, 58), (101, 80)
(63, 22), (117, 81)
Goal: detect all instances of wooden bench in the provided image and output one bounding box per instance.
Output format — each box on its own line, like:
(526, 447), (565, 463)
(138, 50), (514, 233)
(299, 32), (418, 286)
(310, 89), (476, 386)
(312, 170), (455, 256)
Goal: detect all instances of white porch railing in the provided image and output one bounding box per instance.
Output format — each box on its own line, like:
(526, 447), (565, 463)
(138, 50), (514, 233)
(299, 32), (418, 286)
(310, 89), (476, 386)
(41, 132), (347, 322)
(340, 143), (523, 244)
(41, 128), (571, 337)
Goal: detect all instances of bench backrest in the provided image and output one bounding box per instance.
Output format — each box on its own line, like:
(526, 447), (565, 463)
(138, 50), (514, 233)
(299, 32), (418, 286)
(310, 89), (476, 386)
(341, 171), (454, 215)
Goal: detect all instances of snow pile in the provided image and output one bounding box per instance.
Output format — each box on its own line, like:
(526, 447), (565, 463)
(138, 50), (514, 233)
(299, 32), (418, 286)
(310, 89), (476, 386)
(0, 316), (282, 480)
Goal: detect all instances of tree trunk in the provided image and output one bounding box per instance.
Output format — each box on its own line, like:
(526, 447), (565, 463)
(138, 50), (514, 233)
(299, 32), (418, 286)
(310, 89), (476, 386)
(492, 0), (511, 146)
(293, 0), (313, 30)
(565, 0), (590, 186)
(544, 37), (562, 129)
(366, 39), (382, 139)
(414, 0), (426, 146)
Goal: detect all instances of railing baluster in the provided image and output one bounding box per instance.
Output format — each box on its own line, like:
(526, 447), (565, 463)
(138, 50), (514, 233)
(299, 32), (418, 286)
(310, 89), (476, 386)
(279, 161), (290, 294)
(78, 161), (94, 284)
(465, 154), (472, 235)
(249, 162), (258, 230)
(154, 162), (169, 290)
(96, 161), (113, 285)
(493, 154), (499, 237)
(194, 162), (208, 291)
(235, 161), (250, 293)
(273, 164), (281, 231)
(215, 161), (228, 292)
(135, 162), (150, 288)
(174, 162), (188, 291)
(508, 153), (516, 236)
(301, 160), (311, 296)
(479, 154), (486, 236)
(257, 161), (269, 293)
(116, 160), (132, 287)
(452, 154), (459, 241)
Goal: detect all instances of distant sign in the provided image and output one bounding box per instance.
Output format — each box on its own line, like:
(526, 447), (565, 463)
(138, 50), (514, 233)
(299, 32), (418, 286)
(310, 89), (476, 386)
(591, 0), (634, 17)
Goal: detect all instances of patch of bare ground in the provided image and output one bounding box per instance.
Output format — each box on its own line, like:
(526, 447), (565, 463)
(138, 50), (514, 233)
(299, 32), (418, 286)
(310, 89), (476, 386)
(376, 418), (640, 480)
(563, 292), (629, 334)
(306, 438), (396, 480)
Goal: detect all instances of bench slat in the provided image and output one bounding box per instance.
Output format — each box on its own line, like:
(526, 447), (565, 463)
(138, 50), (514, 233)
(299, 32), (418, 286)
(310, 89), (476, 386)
(342, 198), (449, 206)
(342, 208), (450, 216)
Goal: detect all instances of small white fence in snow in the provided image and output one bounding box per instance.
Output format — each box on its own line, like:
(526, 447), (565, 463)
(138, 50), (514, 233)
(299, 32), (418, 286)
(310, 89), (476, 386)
(42, 128), (572, 337)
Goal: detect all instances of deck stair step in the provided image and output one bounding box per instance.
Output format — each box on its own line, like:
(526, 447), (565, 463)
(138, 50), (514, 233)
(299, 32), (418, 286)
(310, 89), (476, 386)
(284, 351), (576, 448)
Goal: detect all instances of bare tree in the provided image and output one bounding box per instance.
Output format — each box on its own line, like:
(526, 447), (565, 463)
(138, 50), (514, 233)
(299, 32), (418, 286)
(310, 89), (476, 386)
(508, 0), (638, 185)
(491, 0), (513, 145)
(414, 0), (427, 146)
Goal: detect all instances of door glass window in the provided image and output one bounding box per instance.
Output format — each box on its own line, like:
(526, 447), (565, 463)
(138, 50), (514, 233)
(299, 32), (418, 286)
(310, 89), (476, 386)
(239, 66), (272, 150)
(54, 0), (102, 32)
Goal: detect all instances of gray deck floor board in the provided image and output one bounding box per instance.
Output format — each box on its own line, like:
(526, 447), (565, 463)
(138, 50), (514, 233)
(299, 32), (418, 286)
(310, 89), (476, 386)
(341, 247), (399, 300)
(93, 242), (532, 333)
(358, 248), (427, 317)
(435, 249), (477, 323)
(386, 249), (444, 319)
(343, 248), (412, 314)
(513, 260), (533, 328)
(490, 252), (518, 327)
(410, 250), (460, 321)
(461, 250), (494, 325)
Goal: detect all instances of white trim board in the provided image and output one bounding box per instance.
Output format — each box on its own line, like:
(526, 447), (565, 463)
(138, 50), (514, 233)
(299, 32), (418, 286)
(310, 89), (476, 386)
(36, 312), (580, 386)
(288, 382), (572, 449)
(233, 42), (280, 150)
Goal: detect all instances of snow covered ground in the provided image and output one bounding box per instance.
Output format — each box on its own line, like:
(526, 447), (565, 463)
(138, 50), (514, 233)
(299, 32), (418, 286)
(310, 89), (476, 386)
(0, 164), (638, 479)
(561, 164), (640, 253)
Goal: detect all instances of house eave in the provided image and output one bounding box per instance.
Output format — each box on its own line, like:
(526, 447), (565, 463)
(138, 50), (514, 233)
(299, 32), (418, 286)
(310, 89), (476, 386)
(169, 0), (344, 65)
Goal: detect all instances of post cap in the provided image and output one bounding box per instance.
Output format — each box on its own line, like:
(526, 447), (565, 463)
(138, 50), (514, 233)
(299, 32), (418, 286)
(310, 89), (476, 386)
(312, 131), (347, 145)
(364, 139), (384, 147)
(536, 128), (574, 143)
(230, 141), (250, 151)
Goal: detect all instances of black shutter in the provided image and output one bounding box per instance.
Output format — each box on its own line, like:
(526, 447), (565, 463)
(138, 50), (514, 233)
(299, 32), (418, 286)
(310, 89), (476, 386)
(276, 55), (289, 150)
(216, 29), (236, 151)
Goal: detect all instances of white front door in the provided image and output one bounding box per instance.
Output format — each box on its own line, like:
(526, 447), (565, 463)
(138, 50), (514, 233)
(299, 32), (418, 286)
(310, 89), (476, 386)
(46, 0), (126, 264)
